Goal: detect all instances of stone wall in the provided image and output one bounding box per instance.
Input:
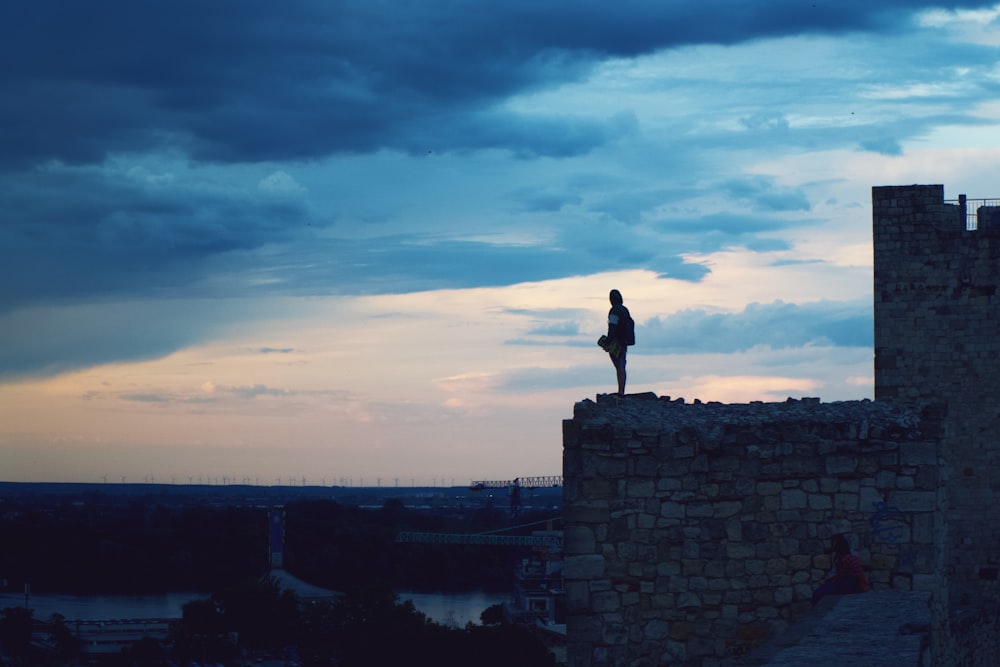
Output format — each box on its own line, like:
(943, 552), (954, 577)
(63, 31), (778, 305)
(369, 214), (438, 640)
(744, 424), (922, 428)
(563, 184), (1000, 665)
(873, 184), (1000, 612)
(563, 394), (940, 667)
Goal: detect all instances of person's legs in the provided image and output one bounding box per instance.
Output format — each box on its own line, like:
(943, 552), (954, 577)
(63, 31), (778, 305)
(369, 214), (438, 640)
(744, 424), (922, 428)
(610, 354), (626, 397)
(812, 579), (861, 604)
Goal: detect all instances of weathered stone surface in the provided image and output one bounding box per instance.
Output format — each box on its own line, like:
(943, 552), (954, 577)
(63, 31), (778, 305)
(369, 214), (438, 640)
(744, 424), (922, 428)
(563, 185), (1000, 667)
(564, 392), (939, 667)
(566, 554), (606, 579)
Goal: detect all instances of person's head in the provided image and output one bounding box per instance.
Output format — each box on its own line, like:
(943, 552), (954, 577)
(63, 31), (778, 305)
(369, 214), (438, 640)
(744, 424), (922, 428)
(830, 533), (851, 557)
(609, 289), (623, 306)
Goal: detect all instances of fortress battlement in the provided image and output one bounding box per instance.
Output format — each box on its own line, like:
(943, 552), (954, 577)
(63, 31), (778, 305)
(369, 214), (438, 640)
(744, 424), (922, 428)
(564, 185), (1000, 666)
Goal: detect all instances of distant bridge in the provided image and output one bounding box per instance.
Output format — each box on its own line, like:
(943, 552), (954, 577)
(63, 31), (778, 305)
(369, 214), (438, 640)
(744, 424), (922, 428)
(68, 618), (174, 654)
(469, 476), (562, 491)
(396, 531), (563, 549)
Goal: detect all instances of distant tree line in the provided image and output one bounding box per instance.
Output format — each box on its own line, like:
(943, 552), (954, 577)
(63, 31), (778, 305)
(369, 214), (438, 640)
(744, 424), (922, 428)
(0, 501), (267, 594)
(0, 495), (547, 595)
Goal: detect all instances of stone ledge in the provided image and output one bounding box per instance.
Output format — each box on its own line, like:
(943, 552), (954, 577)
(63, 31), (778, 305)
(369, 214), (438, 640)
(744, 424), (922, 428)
(727, 590), (931, 667)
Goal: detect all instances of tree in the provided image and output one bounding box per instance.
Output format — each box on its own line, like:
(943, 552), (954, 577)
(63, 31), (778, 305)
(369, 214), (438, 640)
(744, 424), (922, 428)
(0, 606), (33, 660)
(169, 598), (234, 664)
(216, 578), (299, 650)
(123, 637), (167, 667)
(46, 613), (80, 664)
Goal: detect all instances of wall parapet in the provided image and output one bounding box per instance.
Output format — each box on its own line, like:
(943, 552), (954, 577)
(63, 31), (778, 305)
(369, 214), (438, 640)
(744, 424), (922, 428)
(563, 393), (942, 667)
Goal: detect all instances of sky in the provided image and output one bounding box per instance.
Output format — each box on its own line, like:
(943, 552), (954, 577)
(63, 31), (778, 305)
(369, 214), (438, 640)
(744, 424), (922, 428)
(4, 1), (1000, 486)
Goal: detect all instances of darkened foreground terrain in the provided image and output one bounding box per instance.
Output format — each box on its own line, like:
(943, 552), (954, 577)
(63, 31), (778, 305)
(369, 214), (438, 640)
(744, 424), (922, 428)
(0, 483), (563, 666)
(1, 579), (558, 667)
(0, 482), (560, 595)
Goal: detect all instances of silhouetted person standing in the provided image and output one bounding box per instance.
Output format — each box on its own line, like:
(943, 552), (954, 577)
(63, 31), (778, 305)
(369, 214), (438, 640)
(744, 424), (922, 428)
(605, 289), (633, 397)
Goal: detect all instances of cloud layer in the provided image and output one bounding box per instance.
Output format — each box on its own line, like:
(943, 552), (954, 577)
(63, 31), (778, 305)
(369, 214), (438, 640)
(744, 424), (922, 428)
(2, 0), (999, 481)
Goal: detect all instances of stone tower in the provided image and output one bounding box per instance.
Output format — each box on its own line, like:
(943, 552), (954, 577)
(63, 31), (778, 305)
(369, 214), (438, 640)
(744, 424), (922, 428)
(872, 184), (1000, 610)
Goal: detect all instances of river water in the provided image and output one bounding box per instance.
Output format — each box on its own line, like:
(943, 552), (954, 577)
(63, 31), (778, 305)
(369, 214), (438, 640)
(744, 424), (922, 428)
(397, 591), (506, 627)
(0, 590), (505, 628)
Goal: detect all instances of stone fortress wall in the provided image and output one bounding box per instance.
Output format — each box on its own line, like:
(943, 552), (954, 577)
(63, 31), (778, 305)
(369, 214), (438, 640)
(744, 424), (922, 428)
(563, 396), (941, 665)
(563, 185), (1000, 666)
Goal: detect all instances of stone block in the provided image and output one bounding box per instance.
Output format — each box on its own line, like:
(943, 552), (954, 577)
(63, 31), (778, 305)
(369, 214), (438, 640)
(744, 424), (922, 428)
(566, 554), (606, 579)
(708, 577), (730, 591)
(634, 455), (659, 477)
(727, 542), (755, 559)
(591, 589), (621, 613)
(682, 558), (704, 575)
(765, 558), (787, 575)
(565, 581), (591, 614)
(777, 538), (799, 557)
(788, 554), (811, 570)
(773, 587), (794, 605)
(661, 501), (685, 519)
(688, 502), (714, 518)
(713, 500), (743, 518)
(900, 442), (937, 465)
(888, 490), (936, 512)
(580, 478), (614, 498)
(601, 620), (629, 644)
(835, 493), (859, 511)
(662, 639), (687, 664)
(689, 576), (708, 591)
(726, 519), (742, 541)
(565, 525), (597, 555)
(859, 485), (884, 512)
(565, 503), (611, 524)
(627, 479), (656, 498)
(645, 619), (670, 640)
(825, 455), (857, 474)
(876, 470), (896, 488)
(704, 560), (726, 578)
(838, 479), (861, 493)
(677, 592), (701, 608)
(657, 477), (683, 492)
(808, 494), (833, 510)
(912, 513), (936, 544)
(756, 542), (780, 559)
(757, 481), (782, 495)
(657, 560), (681, 576)
(780, 489), (807, 509)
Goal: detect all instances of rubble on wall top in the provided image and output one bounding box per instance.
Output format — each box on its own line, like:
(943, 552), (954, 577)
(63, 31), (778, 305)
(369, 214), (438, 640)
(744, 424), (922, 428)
(573, 392), (920, 432)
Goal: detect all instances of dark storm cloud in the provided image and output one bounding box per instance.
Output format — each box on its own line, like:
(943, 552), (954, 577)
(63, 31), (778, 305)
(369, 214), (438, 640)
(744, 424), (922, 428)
(2, 0), (993, 168)
(641, 300), (873, 353)
(0, 165), (309, 312)
(0, 0), (990, 379)
(0, 300), (247, 379)
(245, 233), (713, 295)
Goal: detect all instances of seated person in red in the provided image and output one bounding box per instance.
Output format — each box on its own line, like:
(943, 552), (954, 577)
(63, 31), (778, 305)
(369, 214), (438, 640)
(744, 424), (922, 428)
(812, 533), (870, 604)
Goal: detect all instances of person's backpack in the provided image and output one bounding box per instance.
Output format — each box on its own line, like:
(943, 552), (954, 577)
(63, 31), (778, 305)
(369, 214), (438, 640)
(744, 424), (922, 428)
(621, 309), (635, 346)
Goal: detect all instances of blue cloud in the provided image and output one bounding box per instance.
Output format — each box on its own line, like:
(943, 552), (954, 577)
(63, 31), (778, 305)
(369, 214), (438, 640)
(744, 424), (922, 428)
(2, 1), (993, 169)
(859, 136), (904, 156)
(640, 299), (873, 353)
(526, 322), (580, 336)
(722, 176), (812, 212)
